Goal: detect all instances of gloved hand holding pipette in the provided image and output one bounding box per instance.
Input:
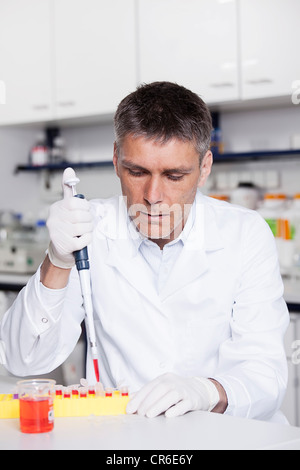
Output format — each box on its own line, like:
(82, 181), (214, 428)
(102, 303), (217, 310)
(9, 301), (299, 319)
(47, 167), (93, 269)
(46, 168), (100, 382)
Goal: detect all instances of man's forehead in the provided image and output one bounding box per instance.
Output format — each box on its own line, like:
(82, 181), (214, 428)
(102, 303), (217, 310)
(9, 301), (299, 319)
(117, 135), (200, 168)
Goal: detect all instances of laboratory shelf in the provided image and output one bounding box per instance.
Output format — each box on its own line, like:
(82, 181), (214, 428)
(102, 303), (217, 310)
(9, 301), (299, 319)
(15, 149), (300, 172)
(14, 160), (114, 174)
(213, 149), (300, 163)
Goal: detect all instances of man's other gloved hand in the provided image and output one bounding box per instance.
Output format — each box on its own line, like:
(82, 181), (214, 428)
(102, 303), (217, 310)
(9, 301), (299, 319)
(47, 167), (93, 269)
(126, 372), (220, 418)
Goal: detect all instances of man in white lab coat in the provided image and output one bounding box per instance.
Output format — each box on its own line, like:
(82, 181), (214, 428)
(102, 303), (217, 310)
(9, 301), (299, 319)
(0, 82), (289, 422)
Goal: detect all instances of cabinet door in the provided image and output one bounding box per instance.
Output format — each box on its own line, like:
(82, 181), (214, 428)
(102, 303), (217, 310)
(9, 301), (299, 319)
(138, 0), (239, 105)
(0, 0), (53, 125)
(240, 0), (300, 100)
(53, 0), (137, 119)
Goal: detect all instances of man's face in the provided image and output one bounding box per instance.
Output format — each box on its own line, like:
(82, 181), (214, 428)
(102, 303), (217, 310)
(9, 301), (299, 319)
(113, 135), (212, 248)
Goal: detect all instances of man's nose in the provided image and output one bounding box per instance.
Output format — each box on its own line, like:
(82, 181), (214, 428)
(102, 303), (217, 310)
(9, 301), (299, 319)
(144, 176), (163, 206)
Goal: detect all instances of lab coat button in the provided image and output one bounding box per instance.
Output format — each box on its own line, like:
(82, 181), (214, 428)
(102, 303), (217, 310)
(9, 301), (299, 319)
(41, 318), (48, 323)
(159, 361), (166, 369)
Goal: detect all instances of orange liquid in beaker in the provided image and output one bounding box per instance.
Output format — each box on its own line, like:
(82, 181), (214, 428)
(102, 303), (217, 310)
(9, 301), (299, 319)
(19, 397), (54, 433)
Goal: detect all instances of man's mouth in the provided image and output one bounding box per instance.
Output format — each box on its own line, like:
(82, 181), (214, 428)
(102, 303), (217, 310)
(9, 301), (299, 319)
(141, 212), (169, 218)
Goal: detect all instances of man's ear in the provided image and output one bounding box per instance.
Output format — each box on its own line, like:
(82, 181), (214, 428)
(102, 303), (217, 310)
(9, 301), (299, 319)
(113, 142), (120, 177)
(198, 150), (213, 188)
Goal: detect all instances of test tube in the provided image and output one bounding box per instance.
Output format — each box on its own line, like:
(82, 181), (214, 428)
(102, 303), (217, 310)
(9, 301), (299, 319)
(63, 387), (71, 399)
(88, 386), (95, 397)
(71, 386), (79, 399)
(105, 387), (113, 397)
(79, 387), (87, 398)
(120, 386), (129, 397)
(55, 385), (63, 398)
(95, 382), (105, 397)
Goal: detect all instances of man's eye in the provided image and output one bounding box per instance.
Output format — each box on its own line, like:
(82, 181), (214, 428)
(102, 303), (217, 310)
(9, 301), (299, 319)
(128, 169), (144, 177)
(167, 174), (184, 181)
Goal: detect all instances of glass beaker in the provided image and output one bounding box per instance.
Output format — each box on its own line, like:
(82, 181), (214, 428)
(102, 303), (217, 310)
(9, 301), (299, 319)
(17, 379), (56, 433)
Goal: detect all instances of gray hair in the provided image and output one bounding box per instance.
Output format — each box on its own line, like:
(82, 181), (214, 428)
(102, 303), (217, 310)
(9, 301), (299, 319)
(114, 81), (212, 162)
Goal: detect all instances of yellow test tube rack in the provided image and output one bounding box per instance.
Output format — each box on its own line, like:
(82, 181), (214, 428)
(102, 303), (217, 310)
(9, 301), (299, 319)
(0, 390), (129, 419)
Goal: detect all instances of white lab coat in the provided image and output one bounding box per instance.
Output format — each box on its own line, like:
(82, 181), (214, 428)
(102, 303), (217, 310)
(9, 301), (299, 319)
(0, 191), (289, 421)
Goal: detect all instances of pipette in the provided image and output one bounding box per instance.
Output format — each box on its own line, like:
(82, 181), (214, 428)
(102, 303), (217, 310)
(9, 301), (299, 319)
(65, 173), (100, 383)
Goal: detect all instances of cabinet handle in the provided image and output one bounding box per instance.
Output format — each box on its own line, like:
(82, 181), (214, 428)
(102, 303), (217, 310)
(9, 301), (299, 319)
(209, 82), (235, 88)
(58, 101), (76, 107)
(246, 79), (273, 85)
(32, 104), (49, 110)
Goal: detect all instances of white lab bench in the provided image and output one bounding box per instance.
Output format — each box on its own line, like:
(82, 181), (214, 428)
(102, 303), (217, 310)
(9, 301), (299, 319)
(1, 274), (300, 431)
(0, 375), (300, 450)
(0, 375), (299, 450)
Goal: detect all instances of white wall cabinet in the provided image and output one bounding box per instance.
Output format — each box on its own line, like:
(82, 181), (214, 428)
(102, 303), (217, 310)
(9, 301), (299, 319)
(0, 0), (298, 126)
(53, 0), (136, 119)
(0, 0), (54, 125)
(138, 0), (239, 105)
(0, 0), (137, 125)
(239, 0), (300, 100)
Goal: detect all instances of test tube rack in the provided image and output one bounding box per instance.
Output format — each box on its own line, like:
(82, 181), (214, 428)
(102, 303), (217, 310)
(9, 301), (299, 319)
(0, 388), (130, 419)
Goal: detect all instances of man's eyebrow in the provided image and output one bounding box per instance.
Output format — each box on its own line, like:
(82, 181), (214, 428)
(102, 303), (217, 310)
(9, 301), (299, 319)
(121, 159), (193, 173)
(121, 159), (148, 171)
(162, 167), (193, 174)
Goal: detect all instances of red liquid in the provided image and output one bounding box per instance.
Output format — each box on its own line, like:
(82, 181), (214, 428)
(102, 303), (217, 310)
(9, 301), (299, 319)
(93, 358), (100, 382)
(19, 397), (54, 433)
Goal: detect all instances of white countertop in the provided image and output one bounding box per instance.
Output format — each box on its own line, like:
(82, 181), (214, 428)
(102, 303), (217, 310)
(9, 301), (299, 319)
(1, 376), (300, 450)
(1, 407), (300, 450)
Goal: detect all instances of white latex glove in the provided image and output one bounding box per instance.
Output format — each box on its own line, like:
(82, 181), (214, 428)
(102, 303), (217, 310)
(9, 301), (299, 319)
(126, 373), (220, 418)
(47, 167), (93, 269)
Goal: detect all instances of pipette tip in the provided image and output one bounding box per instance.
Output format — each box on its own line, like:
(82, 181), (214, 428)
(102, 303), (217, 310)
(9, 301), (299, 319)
(93, 358), (100, 383)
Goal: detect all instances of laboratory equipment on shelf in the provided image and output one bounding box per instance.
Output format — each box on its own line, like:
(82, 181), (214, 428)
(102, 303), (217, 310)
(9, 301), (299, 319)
(0, 212), (49, 274)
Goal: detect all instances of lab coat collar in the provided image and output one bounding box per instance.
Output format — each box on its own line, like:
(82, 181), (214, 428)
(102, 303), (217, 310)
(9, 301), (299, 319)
(96, 191), (224, 301)
(158, 191), (224, 300)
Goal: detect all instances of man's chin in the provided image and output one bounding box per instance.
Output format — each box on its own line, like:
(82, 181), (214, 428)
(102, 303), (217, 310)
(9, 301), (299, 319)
(133, 222), (173, 241)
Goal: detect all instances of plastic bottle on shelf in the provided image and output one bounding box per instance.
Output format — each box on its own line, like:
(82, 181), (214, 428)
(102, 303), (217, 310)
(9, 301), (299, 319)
(50, 136), (66, 164)
(29, 132), (48, 166)
(258, 193), (287, 267)
(208, 194), (229, 202)
(210, 126), (224, 156)
(231, 182), (260, 210)
(34, 219), (49, 246)
(281, 194), (300, 274)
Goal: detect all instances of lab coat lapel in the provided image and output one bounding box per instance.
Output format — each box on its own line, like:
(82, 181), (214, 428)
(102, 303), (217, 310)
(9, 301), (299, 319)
(159, 193), (224, 301)
(99, 196), (159, 305)
(105, 237), (159, 305)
